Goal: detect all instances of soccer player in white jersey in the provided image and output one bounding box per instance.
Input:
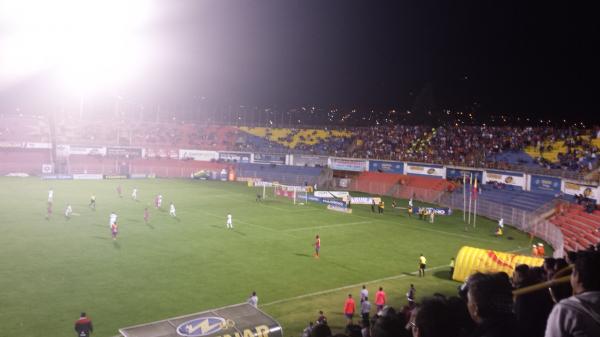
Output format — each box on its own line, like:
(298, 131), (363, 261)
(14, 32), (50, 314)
(65, 204), (72, 218)
(157, 195), (163, 208)
(48, 189), (54, 204)
(226, 213), (233, 229)
(169, 202), (176, 217)
(131, 188), (138, 201)
(109, 212), (118, 227)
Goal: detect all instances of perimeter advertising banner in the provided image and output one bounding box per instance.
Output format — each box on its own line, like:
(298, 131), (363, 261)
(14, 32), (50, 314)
(118, 303), (282, 337)
(291, 154), (329, 167)
(253, 153), (286, 165)
(307, 195), (347, 208)
(562, 180), (599, 201)
(349, 197), (381, 205)
(219, 151), (252, 163)
(453, 246), (543, 282)
(146, 148), (179, 159)
(483, 169), (526, 189)
(25, 142), (51, 149)
(414, 207), (452, 215)
(446, 167), (484, 182)
(314, 191), (350, 198)
(405, 163), (446, 178)
(69, 145), (107, 156)
(368, 160), (404, 174)
(530, 175), (562, 195)
(107, 147), (144, 158)
(0, 141), (24, 148)
(179, 149), (218, 161)
(328, 157), (367, 172)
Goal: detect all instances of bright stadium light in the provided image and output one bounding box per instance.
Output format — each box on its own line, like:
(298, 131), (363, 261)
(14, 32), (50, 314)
(0, 0), (156, 95)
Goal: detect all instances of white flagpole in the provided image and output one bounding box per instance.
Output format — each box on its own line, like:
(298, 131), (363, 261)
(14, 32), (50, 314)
(467, 173), (473, 225)
(473, 179), (478, 229)
(463, 174), (466, 223)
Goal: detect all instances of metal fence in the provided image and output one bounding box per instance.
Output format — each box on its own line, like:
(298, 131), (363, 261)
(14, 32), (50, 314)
(438, 192), (564, 257)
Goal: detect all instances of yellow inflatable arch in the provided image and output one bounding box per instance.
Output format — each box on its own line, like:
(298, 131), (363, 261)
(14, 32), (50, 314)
(453, 246), (544, 282)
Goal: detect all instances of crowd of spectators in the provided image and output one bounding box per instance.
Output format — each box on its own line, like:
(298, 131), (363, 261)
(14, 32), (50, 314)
(302, 247), (600, 337)
(1, 114), (599, 178)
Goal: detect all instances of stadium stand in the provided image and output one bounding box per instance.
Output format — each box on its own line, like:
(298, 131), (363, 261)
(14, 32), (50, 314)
(476, 184), (556, 212)
(551, 204), (600, 251)
(235, 162), (322, 186)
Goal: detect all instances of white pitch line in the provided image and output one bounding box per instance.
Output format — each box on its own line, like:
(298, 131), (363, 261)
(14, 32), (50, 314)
(282, 221), (372, 232)
(260, 246), (529, 307)
(261, 265), (448, 307)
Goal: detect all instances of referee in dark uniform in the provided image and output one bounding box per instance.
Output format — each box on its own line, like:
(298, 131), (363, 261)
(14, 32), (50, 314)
(75, 312), (93, 337)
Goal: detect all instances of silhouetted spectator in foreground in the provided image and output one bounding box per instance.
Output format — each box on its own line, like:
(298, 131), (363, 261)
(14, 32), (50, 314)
(410, 296), (460, 337)
(545, 251), (600, 337)
(466, 272), (520, 337)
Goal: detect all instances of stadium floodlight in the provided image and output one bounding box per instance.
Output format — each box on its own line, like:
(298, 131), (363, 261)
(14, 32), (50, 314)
(0, 0), (156, 95)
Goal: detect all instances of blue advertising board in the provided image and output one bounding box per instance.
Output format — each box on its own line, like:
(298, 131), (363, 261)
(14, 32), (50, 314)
(530, 175), (562, 195)
(446, 168), (483, 182)
(369, 160), (404, 174)
(253, 153), (285, 165)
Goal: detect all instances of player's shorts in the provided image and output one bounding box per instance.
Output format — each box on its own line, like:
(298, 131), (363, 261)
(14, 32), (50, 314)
(345, 313), (354, 319)
(420, 263), (426, 270)
(315, 246), (320, 253)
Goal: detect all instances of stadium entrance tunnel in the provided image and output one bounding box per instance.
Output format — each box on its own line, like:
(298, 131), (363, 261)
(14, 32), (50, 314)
(119, 303), (283, 337)
(453, 246), (544, 282)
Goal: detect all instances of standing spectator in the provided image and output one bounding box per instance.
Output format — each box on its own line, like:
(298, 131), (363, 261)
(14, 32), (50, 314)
(74, 312), (93, 337)
(344, 294), (356, 323)
(545, 251), (600, 337)
(371, 199), (376, 213)
(360, 285), (369, 302)
(466, 272), (519, 337)
(407, 284), (416, 305)
(248, 291), (258, 307)
(361, 296), (372, 324)
(301, 322), (313, 337)
(537, 243), (545, 256)
(375, 287), (386, 312)
(316, 310), (328, 325)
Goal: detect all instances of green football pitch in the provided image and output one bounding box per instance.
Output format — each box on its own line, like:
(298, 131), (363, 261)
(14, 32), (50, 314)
(0, 177), (538, 337)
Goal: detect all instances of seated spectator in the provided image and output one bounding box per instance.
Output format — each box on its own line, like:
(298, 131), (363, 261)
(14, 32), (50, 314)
(545, 251), (600, 337)
(465, 272), (520, 337)
(409, 296), (460, 337)
(311, 323), (332, 337)
(512, 265), (554, 337)
(370, 307), (409, 337)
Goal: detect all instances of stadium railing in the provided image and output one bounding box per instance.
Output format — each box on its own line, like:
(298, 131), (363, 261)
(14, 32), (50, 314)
(438, 192), (564, 257)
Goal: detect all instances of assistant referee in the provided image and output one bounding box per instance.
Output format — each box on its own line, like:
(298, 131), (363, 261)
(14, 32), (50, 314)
(418, 254), (427, 277)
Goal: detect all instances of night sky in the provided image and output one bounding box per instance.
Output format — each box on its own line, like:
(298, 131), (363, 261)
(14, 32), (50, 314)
(0, 0), (598, 123)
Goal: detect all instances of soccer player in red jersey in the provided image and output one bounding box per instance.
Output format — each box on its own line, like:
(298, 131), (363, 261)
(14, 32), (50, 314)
(111, 222), (118, 240)
(46, 203), (52, 220)
(343, 294), (356, 323)
(314, 235), (321, 258)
